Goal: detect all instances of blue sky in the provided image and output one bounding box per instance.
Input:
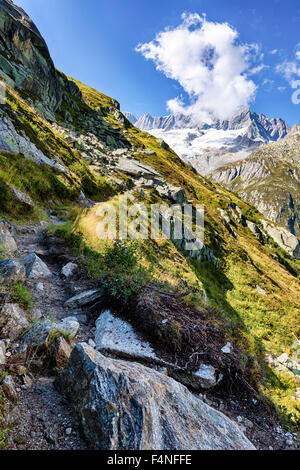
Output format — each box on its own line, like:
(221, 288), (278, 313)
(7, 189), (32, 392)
(16, 0), (300, 125)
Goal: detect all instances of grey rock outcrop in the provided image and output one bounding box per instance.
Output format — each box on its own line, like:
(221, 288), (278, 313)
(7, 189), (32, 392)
(0, 0), (82, 120)
(261, 221), (300, 259)
(57, 343), (255, 450)
(0, 111), (67, 172)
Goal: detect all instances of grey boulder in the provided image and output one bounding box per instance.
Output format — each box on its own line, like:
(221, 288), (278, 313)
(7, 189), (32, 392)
(64, 289), (102, 308)
(0, 259), (26, 283)
(0, 340), (6, 365)
(57, 343), (255, 450)
(58, 317), (80, 340)
(22, 321), (56, 348)
(0, 226), (17, 255)
(61, 262), (78, 278)
(0, 303), (29, 341)
(23, 253), (52, 279)
(1, 375), (18, 403)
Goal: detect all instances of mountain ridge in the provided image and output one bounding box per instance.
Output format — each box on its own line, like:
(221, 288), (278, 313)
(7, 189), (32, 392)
(125, 107), (290, 175)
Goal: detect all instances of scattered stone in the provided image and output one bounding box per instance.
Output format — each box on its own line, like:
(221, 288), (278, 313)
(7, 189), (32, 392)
(64, 289), (102, 308)
(9, 187), (35, 211)
(0, 303), (29, 341)
(88, 339), (96, 348)
(57, 343), (255, 450)
(23, 253), (52, 279)
(262, 221), (300, 259)
(58, 317), (80, 340)
(78, 191), (93, 208)
(28, 308), (42, 321)
(2, 375), (18, 403)
(53, 336), (72, 369)
(221, 342), (232, 354)
(8, 343), (28, 365)
(256, 285), (266, 295)
(0, 340), (6, 365)
(34, 282), (44, 292)
(23, 375), (33, 388)
(22, 321), (56, 348)
(0, 259), (26, 283)
(0, 226), (17, 254)
(66, 428), (72, 436)
(193, 363), (221, 389)
(61, 262), (78, 278)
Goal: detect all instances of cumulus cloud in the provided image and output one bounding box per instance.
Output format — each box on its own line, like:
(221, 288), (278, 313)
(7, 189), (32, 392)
(136, 13), (258, 121)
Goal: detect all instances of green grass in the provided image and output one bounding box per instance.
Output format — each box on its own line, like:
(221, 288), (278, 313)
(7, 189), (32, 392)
(11, 281), (32, 310)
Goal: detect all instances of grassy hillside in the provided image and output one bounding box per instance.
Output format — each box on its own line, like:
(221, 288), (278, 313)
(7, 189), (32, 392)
(0, 71), (299, 429)
(46, 78), (300, 427)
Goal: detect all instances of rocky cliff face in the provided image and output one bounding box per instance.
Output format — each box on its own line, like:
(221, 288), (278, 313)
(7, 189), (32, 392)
(210, 126), (300, 238)
(0, 0), (83, 120)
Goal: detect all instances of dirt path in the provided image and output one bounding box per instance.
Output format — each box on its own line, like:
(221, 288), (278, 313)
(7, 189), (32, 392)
(4, 219), (96, 450)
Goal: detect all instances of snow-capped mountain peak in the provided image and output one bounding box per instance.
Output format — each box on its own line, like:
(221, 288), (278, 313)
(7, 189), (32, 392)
(125, 108), (290, 175)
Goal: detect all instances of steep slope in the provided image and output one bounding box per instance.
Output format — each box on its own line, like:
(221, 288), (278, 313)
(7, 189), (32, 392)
(210, 126), (300, 238)
(130, 107), (289, 175)
(0, 0), (299, 449)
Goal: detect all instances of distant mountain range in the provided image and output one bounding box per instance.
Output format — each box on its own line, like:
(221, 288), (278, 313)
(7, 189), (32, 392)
(209, 125), (300, 237)
(124, 108), (290, 175)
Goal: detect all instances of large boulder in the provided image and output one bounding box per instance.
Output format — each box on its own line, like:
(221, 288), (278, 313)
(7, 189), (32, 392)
(22, 253), (52, 279)
(57, 343), (255, 450)
(0, 303), (29, 341)
(0, 259), (26, 282)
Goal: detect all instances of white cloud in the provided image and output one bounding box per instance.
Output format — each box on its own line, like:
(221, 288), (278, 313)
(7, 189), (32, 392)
(136, 13), (257, 121)
(248, 64), (269, 75)
(270, 49), (278, 55)
(276, 43), (300, 84)
(276, 61), (300, 84)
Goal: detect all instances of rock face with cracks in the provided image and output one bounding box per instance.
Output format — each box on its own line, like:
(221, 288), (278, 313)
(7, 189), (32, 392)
(57, 343), (255, 450)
